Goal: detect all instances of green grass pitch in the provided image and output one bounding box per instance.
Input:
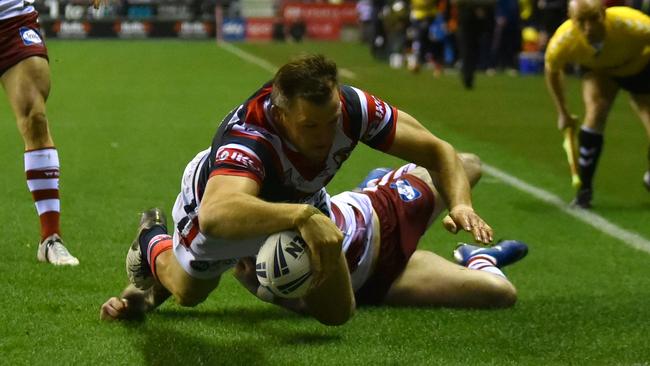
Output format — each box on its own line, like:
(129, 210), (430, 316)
(1, 40), (649, 365)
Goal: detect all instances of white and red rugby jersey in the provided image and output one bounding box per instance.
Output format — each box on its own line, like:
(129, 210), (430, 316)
(194, 82), (398, 213)
(0, 0), (35, 20)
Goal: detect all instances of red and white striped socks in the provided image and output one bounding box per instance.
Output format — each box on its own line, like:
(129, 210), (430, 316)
(146, 234), (173, 280)
(25, 147), (61, 241)
(466, 254), (506, 278)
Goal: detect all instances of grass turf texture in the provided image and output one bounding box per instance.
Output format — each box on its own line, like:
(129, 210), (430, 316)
(1, 40), (649, 365)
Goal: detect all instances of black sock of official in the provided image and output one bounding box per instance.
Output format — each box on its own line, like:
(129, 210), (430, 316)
(578, 127), (604, 190)
(139, 225), (168, 264)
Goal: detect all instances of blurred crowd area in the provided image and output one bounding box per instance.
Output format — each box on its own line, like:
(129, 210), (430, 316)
(33, 0), (650, 74)
(34, 0), (219, 21)
(359, 0), (650, 75)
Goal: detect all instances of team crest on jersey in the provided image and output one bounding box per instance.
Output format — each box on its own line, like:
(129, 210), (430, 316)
(19, 27), (43, 46)
(390, 179), (421, 202)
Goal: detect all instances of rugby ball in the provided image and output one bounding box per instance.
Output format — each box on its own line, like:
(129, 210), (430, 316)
(256, 230), (313, 299)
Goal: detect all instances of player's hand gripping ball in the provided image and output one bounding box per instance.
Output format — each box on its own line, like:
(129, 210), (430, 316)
(256, 231), (313, 298)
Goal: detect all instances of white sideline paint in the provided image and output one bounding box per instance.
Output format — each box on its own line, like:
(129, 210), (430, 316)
(483, 164), (650, 254)
(218, 42), (358, 80)
(339, 68), (358, 80)
(218, 42), (276, 74)
(218, 42), (650, 254)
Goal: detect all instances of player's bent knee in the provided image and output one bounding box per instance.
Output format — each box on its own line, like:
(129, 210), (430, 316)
(409, 166), (434, 186)
(459, 153), (482, 186)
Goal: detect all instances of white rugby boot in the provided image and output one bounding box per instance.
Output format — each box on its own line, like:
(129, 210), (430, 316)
(37, 234), (80, 266)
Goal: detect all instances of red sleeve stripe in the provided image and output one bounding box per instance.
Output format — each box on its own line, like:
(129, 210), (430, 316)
(209, 169), (263, 185)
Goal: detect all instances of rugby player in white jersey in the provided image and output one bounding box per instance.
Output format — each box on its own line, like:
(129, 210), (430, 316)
(0, 0), (104, 265)
(233, 156), (528, 310)
(99, 55), (494, 325)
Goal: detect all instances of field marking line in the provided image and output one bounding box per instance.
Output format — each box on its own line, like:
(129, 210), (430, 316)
(218, 41), (650, 254)
(483, 164), (650, 254)
(218, 42), (357, 80)
(218, 42), (277, 74)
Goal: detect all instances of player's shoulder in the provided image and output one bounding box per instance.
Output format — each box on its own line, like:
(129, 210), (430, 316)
(606, 6), (648, 20)
(549, 19), (575, 44)
(340, 84), (364, 104)
(546, 20), (577, 58)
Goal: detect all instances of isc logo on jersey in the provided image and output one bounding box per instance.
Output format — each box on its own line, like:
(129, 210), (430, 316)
(19, 27), (43, 46)
(256, 231), (312, 298)
(391, 179), (421, 202)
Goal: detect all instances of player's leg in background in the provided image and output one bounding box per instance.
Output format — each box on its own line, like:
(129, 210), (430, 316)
(575, 73), (619, 207)
(1, 56), (77, 265)
(458, 152), (482, 187)
(383, 250), (517, 308)
(382, 154), (520, 308)
(628, 92), (650, 191)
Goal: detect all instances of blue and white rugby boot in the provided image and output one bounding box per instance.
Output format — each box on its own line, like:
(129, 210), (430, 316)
(454, 240), (528, 268)
(357, 167), (392, 189)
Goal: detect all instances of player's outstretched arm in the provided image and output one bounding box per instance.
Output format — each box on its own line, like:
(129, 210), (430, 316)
(386, 110), (492, 243)
(199, 175), (343, 285)
(100, 284), (169, 321)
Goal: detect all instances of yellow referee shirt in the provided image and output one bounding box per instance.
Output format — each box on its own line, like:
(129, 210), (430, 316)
(545, 7), (650, 76)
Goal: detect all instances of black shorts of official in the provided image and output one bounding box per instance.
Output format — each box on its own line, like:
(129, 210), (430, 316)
(614, 61), (650, 94)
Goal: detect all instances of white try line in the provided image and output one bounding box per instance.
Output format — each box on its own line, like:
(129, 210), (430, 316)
(218, 42), (358, 80)
(483, 164), (650, 254)
(218, 41), (650, 254)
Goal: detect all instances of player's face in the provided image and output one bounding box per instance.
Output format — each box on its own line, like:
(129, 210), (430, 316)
(572, 7), (606, 43)
(278, 87), (342, 163)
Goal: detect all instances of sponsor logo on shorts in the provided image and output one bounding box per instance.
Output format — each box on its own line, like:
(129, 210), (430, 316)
(19, 27), (43, 46)
(390, 179), (421, 202)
